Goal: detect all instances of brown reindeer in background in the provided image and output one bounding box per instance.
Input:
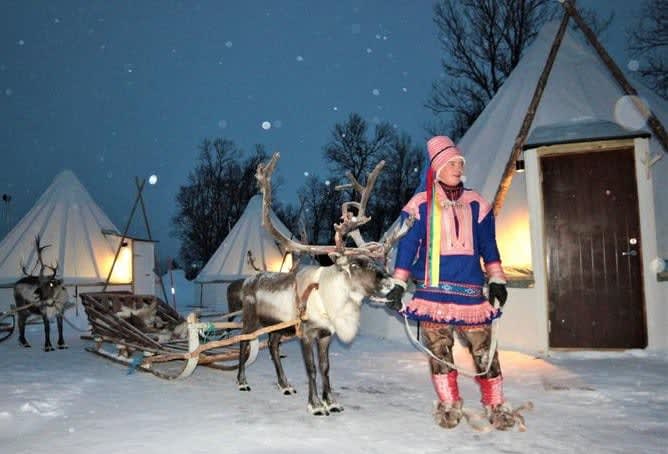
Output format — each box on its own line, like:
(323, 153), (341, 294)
(232, 153), (413, 415)
(14, 236), (69, 351)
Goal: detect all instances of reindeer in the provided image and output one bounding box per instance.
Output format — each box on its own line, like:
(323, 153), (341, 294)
(13, 236), (69, 351)
(233, 153), (413, 415)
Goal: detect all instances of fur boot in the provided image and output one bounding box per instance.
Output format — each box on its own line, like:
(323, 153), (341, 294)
(434, 399), (463, 429)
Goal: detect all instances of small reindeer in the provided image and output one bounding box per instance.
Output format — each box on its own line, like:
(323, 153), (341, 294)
(233, 153), (413, 415)
(13, 236), (69, 351)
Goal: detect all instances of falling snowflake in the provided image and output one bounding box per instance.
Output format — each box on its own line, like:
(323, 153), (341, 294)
(5, 88), (13, 96)
(261, 121), (271, 130)
(333, 106), (338, 111)
(366, 48), (373, 54)
(614, 95), (650, 130)
(372, 88), (380, 96)
(148, 174), (158, 185)
(304, 171), (309, 177)
(17, 40), (25, 46)
(296, 56), (304, 62)
(402, 87), (408, 93)
(627, 60), (640, 71)
(225, 41), (233, 48)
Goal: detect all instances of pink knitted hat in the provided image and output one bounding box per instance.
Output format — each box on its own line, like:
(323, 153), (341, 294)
(427, 136), (464, 173)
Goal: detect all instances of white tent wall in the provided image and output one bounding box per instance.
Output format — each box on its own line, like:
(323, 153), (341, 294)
(195, 195), (293, 309)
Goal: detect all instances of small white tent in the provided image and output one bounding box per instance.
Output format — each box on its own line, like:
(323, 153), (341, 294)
(194, 194), (293, 309)
(0, 170), (156, 312)
(362, 8), (668, 352)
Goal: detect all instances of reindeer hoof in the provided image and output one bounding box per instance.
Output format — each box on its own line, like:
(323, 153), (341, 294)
(278, 384), (296, 395)
(58, 344), (69, 350)
(238, 383), (251, 392)
(308, 403), (329, 416)
(19, 341), (31, 348)
(326, 401), (344, 413)
(44, 345), (55, 352)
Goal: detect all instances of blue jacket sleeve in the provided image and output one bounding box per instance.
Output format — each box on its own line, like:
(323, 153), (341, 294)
(394, 210), (425, 273)
(476, 209), (502, 265)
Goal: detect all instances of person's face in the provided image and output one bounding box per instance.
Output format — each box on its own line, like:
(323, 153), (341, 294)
(437, 158), (465, 186)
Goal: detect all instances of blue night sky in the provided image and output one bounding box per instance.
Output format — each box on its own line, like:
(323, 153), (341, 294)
(0, 1), (642, 261)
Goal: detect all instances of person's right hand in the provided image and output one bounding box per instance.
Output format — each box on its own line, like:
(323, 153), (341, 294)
(385, 279), (407, 311)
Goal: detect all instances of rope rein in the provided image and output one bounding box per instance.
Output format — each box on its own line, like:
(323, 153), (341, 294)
(402, 304), (501, 378)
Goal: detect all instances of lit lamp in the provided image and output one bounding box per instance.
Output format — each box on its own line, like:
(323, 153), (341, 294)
(108, 240), (133, 283)
(515, 159), (525, 173)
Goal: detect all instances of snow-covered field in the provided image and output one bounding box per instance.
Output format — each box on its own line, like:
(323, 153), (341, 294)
(1, 276), (666, 454)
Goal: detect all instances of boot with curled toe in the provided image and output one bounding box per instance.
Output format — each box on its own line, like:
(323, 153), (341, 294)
(486, 403), (516, 431)
(431, 371), (462, 429)
(434, 399), (463, 428)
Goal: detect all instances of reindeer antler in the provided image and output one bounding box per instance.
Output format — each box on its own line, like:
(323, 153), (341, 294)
(256, 153), (390, 257)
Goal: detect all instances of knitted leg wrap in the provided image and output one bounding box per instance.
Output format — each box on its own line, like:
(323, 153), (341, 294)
(432, 371), (461, 404)
(476, 375), (504, 406)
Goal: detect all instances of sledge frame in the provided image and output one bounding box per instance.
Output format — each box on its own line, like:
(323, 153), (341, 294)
(80, 292), (299, 380)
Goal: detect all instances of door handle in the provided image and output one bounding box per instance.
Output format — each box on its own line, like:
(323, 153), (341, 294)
(621, 250), (638, 256)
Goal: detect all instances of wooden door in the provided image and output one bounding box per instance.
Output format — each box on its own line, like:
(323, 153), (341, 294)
(541, 148), (647, 348)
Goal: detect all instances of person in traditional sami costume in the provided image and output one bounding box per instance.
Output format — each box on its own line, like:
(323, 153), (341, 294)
(384, 136), (513, 430)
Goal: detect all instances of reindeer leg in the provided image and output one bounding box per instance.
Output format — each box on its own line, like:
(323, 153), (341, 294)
(17, 311), (31, 348)
(237, 294), (258, 392)
(317, 331), (342, 413)
(301, 335), (327, 416)
(269, 332), (295, 395)
(42, 313), (54, 352)
(56, 314), (67, 349)
(237, 340), (251, 391)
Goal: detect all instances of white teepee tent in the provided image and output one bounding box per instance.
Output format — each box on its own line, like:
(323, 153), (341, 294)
(0, 170), (155, 312)
(194, 194), (293, 308)
(362, 10), (668, 351)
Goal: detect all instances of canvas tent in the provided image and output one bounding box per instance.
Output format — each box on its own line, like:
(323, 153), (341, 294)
(362, 6), (668, 352)
(0, 170), (156, 315)
(194, 194), (293, 309)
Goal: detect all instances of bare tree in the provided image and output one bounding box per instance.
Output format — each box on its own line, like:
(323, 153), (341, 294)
(297, 175), (343, 246)
(368, 133), (426, 237)
(427, 0), (611, 139)
(172, 138), (269, 277)
(324, 113), (396, 182)
(628, 0), (668, 99)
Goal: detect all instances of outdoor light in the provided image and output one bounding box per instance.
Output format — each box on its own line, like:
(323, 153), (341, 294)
(515, 160), (525, 173)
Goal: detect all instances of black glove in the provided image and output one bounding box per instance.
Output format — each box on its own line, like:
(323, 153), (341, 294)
(385, 281), (406, 311)
(488, 282), (508, 307)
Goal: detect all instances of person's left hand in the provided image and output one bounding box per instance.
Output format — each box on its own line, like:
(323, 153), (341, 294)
(488, 282), (508, 307)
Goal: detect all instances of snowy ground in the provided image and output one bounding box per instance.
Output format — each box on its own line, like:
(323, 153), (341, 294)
(1, 277), (667, 453)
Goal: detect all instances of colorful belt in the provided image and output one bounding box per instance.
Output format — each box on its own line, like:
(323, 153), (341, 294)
(415, 281), (483, 297)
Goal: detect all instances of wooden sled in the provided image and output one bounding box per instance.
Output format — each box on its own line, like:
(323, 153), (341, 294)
(80, 292), (299, 380)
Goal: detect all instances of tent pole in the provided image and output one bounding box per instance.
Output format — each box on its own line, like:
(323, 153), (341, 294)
(492, 12), (570, 216)
(561, 0), (668, 153)
(102, 179), (145, 291)
(135, 177), (169, 303)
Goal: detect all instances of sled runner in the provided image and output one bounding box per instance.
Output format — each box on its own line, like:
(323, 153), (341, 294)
(80, 292), (299, 380)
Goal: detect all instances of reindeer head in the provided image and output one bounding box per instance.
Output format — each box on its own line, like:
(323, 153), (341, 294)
(20, 235), (63, 301)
